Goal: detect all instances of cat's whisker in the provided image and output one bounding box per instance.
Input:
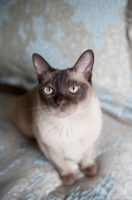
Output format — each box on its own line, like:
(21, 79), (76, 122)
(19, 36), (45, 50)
(69, 120), (73, 138)
(20, 106), (50, 117)
(78, 104), (89, 110)
(24, 114), (47, 129)
(23, 110), (51, 128)
(18, 109), (49, 119)
(20, 105), (48, 112)
(78, 113), (85, 119)
(55, 111), (61, 116)
(32, 109), (50, 115)
(23, 118), (41, 129)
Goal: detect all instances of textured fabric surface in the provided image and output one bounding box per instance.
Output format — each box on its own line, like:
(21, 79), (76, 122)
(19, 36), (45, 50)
(0, 0), (132, 123)
(0, 93), (132, 200)
(0, 1), (132, 199)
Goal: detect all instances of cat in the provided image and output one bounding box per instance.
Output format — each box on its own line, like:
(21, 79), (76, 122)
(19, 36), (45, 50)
(15, 49), (102, 185)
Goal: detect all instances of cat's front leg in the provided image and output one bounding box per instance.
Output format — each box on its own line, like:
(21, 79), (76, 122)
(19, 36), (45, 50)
(36, 138), (76, 185)
(80, 145), (98, 177)
(48, 149), (76, 185)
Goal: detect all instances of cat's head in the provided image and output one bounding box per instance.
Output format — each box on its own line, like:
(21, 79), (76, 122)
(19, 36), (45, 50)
(32, 50), (94, 118)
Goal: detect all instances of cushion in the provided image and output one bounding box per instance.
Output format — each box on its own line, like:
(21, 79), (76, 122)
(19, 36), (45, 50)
(0, 0), (132, 123)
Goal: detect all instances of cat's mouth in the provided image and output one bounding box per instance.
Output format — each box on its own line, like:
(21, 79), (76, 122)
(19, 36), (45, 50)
(54, 107), (76, 118)
(56, 109), (67, 118)
(48, 104), (77, 118)
(58, 111), (67, 118)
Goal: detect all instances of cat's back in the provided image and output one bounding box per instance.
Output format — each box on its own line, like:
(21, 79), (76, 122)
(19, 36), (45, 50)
(15, 87), (38, 137)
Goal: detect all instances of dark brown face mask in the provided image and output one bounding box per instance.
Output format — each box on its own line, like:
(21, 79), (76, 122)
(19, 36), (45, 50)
(32, 50), (94, 110)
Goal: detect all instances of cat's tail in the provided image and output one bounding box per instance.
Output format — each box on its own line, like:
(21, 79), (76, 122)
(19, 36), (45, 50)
(0, 83), (28, 95)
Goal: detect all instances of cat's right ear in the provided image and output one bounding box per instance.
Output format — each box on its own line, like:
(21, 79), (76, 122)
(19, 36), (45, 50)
(32, 53), (52, 83)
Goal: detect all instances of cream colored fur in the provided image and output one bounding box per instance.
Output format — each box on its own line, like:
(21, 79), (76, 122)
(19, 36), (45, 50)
(16, 75), (102, 180)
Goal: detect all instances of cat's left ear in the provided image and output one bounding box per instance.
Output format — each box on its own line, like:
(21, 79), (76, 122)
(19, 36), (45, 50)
(73, 50), (94, 82)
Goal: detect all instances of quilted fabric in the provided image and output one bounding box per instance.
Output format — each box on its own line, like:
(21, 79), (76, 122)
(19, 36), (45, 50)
(0, 0), (132, 123)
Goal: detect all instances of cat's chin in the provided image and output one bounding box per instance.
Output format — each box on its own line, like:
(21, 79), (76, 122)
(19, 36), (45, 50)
(50, 107), (77, 118)
(57, 111), (69, 118)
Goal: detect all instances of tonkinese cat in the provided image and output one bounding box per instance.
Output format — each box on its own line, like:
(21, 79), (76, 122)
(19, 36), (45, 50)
(15, 50), (102, 185)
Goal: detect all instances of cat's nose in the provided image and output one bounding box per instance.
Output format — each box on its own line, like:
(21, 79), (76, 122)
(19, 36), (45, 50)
(56, 99), (66, 108)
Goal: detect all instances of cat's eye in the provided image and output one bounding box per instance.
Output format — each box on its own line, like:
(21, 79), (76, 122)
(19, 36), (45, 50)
(69, 85), (79, 94)
(44, 87), (54, 95)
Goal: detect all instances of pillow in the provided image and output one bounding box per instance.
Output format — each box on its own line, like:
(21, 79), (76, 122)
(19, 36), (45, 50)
(0, 0), (131, 123)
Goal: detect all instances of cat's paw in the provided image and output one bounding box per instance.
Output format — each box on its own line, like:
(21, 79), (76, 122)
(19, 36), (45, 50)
(83, 163), (98, 177)
(60, 174), (76, 185)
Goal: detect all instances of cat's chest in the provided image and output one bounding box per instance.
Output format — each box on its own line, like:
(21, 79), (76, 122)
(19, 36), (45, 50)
(35, 116), (99, 161)
(37, 118), (86, 145)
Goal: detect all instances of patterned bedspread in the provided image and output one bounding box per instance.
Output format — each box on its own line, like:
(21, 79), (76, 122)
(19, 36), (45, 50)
(0, 93), (132, 200)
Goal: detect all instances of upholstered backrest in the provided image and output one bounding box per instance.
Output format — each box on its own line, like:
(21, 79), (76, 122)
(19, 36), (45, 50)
(0, 0), (131, 123)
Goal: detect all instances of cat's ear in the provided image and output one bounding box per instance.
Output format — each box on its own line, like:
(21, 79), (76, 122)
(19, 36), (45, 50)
(32, 53), (52, 83)
(73, 50), (94, 82)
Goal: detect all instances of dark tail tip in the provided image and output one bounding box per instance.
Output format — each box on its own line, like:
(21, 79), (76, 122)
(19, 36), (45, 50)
(0, 83), (28, 96)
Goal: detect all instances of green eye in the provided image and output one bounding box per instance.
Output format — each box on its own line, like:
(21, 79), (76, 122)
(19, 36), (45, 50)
(44, 87), (53, 95)
(69, 85), (79, 93)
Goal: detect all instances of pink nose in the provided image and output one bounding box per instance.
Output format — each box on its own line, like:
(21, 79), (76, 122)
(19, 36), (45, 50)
(56, 100), (66, 108)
